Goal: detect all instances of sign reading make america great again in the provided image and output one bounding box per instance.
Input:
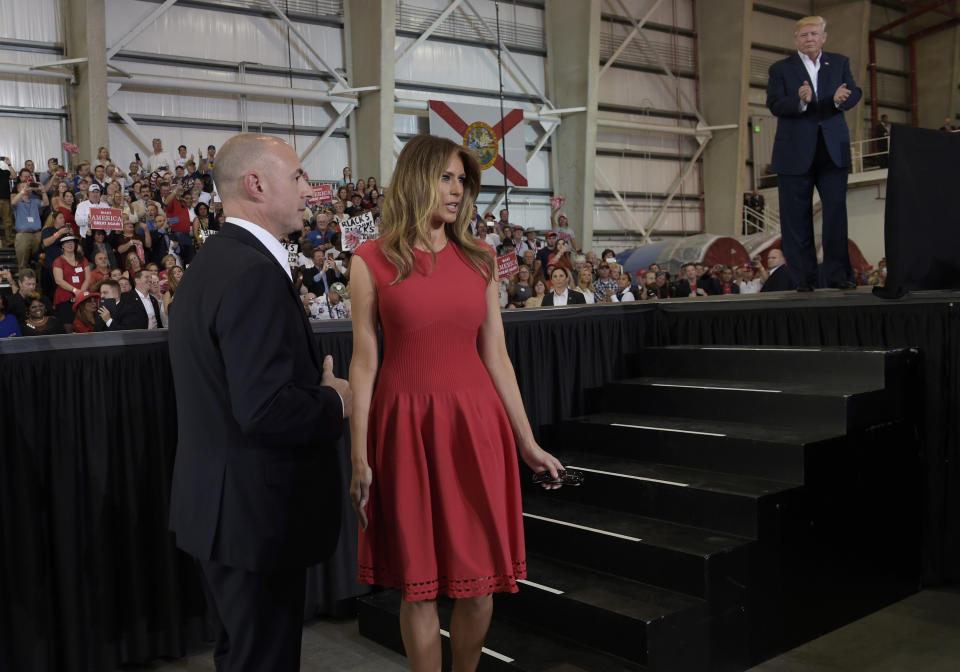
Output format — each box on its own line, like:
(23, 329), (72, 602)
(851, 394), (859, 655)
(89, 207), (123, 231)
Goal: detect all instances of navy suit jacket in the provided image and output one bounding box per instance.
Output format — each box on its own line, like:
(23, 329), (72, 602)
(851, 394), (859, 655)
(168, 223), (344, 571)
(766, 52), (862, 175)
(760, 266), (796, 292)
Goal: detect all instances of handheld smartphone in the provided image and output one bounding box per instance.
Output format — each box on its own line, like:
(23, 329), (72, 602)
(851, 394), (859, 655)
(135, 152), (141, 162)
(99, 298), (118, 315)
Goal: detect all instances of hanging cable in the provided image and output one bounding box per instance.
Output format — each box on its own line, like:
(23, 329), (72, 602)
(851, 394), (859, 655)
(495, 0), (509, 213)
(285, 0), (296, 150)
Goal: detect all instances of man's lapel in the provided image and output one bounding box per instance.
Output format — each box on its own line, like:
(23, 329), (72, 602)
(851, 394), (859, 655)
(219, 223), (322, 372)
(817, 54), (830, 106)
(791, 53), (809, 91)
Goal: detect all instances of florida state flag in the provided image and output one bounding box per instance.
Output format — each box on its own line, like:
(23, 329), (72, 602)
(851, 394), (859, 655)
(428, 100), (528, 187)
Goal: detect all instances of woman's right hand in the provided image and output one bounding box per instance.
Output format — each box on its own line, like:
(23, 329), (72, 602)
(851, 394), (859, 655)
(350, 463), (372, 530)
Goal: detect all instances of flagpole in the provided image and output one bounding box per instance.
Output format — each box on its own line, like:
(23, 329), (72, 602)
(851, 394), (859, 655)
(495, 0), (509, 216)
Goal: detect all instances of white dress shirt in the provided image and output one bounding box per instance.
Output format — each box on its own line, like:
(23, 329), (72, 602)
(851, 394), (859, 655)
(551, 288), (569, 306)
(148, 151), (175, 173)
(226, 216), (293, 282)
(798, 50), (840, 112)
(798, 50), (822, 99)
(136, 287), (158, 329)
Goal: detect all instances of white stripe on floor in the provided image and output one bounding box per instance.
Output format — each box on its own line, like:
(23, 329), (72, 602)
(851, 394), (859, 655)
(651, 382), (782, 393)
(611, 423), (727, 437)
(522, 513), (643, 542)
(517, 579), (565, 594)
(698, 347), (822, 352)
(567, 465), (689, 488)
(440, 629), (514, 663)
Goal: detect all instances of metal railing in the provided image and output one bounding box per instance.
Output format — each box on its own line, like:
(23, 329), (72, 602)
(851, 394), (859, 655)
(850, 135), (890, 174)
(745, 134), (890, 234)
(742, 204), (780, 235)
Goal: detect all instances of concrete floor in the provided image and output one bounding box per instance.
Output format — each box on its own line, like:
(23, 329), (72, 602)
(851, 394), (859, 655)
(131, 588), (959, 671)
(747, 587), (960, 672)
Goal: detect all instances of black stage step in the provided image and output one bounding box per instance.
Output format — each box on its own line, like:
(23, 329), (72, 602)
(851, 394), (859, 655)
(496, 554), (709, 670)
(536, 451), (799, 538)
(626, 346), (910, 388)
(521, 495), (752, 601)
(599, 377), (896, 434)
(550, 412), (839, 482)
(357, 589), (645, 672)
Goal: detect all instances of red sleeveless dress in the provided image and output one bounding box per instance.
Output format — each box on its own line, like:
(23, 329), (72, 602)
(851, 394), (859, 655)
(354, 240), (526, 601)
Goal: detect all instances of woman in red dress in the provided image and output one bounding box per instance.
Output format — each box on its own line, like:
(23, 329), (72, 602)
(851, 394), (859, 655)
(52, 234), (91, 325)
(349, 135), (564, 672)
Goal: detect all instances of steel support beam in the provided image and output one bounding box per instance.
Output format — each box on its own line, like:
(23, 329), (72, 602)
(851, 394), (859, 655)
(595, 164), (646, 236)
(108, 73), (358, 106)
(106, 0), (179, 60)
(395, 98), (562, 125)
(264, 0), (350, 91)
(643, 138), (708, 242)
(298, 104), (354, 164)
(109, 106), (154, 153)
(461, 0), (555, 109)
(0, 62), (74, 81)
(614, 0), (706, 125)
(598, 0), (665, 79)
(395, 0), (465, 64)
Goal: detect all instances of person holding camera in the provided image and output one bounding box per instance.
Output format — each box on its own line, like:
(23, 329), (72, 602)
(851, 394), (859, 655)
(0, 155), (14, 246)
(11, 177), (48, 272)
(302, 248), (345, 296)
(162, 180), (196, 264)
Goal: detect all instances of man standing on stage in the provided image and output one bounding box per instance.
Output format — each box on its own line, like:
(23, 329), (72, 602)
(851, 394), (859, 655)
(767, 15), (861, 291)
(168, 133), (352, 671)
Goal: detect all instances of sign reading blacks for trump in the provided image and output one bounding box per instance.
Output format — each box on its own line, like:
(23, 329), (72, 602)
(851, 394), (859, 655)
(340, 211), (379, 252)
(89, 207), (123, 231)
(497, 253), (519, 279)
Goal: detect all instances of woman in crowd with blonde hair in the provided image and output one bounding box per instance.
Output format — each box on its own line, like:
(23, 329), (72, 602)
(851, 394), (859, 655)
(576, 265), (596, 303)
(349, 135), (564, 672)
(94, 146), (112, 168)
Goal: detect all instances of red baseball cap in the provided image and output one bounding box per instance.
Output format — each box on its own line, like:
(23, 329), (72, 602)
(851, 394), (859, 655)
(73, 290), (100, 311)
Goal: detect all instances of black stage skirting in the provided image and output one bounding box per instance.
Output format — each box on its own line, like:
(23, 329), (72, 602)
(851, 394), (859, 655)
(1, 292), (958, 671)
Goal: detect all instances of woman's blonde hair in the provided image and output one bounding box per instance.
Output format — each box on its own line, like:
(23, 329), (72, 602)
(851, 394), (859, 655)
(378, 134), (494, 284)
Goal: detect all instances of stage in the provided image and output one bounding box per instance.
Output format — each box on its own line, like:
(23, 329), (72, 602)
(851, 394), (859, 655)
(1, 289), (958, 671)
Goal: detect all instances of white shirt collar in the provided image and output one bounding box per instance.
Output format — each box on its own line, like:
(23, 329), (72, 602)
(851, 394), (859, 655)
(798, 50), (822, 94)
(226, 216), (293, 282)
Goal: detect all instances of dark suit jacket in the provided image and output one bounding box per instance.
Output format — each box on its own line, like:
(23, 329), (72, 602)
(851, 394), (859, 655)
(761, 266), (796, 292)
(541, 289), (587, 306)
(766, 52), (862, 175)
(106, 290), (162, 331)
(168, 223), (344, 572)
(674, 277), (717, 297)
(302, 266), (345, 296)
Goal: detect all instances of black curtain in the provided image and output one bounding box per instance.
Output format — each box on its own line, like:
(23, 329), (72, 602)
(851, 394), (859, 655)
(879, 125), (960, 298)
(0, 343), (207, 672)
(2, 298), (958, 671)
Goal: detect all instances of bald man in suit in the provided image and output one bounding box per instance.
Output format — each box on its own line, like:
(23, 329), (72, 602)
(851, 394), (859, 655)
(169, 134), (353, 671)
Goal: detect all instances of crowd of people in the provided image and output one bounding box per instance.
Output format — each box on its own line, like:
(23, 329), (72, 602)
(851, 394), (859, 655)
(0, 138), (882, 339)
